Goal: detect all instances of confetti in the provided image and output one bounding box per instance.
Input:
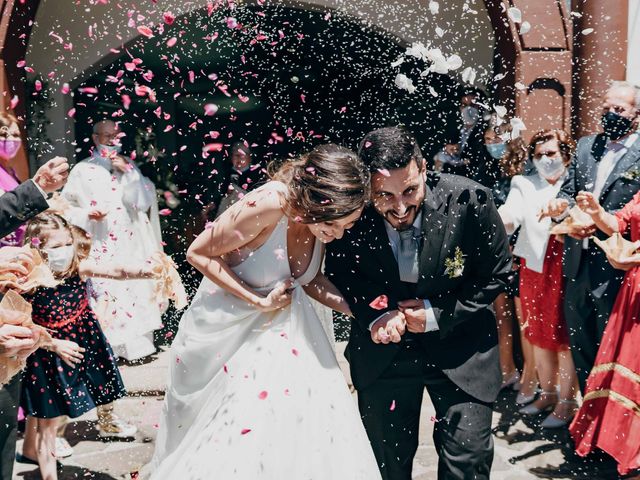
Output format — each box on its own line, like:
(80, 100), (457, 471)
(369, 295), (389, 310)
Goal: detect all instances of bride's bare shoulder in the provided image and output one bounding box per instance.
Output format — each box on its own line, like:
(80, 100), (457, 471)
(223, 181), (286, 222)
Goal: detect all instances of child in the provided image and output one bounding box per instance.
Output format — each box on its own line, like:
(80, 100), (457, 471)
(17, 212), (160, 480)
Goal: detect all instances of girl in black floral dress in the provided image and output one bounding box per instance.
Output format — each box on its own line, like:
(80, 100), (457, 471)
(18, 212), (160, 480)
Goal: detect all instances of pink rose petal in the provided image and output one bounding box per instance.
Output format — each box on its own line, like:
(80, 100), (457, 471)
(258, 390), (268, 400)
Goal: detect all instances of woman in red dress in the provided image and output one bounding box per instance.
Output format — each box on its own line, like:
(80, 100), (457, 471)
(499, 130), (579, 427)
(571, 189), (640, 477)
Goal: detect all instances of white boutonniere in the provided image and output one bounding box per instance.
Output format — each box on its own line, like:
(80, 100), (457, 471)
(622, 168), (640, 181)
(444, 247), (465, 279)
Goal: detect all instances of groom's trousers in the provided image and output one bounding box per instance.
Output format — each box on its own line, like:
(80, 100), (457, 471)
(357, 340), (494, 480)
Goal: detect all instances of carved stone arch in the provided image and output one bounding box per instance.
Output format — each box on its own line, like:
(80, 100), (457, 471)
(483, 0), (573, 141)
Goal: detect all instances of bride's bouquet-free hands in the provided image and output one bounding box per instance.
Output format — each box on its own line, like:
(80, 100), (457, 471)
(255, 278), (295, 312)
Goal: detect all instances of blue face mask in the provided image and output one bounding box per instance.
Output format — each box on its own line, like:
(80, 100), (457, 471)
(485, 142), (506, 160)
(96, 144), (121, 157)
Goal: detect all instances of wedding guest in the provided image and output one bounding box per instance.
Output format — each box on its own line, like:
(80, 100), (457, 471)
(542, 81), (640, 391)
(0, 155), (68, 480)
(62, 119), (163, 363)
(436, 87), (488, 178)
(215, 142), (265, 216)
(17, 212), (160, 480)
(0, 113), (28, 247)
(485, 118), (531, 397)
(499, 130), (579, 427)
(569, 189), (640, 478)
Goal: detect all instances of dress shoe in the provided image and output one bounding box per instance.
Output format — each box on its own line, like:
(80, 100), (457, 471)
(518, 390), (557, 415)
(500, 371), (521, 390)
(515, 391), (536, 405)
(541, 399), (578, 428)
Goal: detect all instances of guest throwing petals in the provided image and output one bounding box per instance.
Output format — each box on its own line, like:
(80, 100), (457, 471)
(570, 189), (640, 477)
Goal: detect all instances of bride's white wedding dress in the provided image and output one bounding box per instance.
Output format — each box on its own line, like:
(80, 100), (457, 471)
(150, 203), (381, 478)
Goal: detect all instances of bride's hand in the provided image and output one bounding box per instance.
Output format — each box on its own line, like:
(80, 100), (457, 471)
(256, 278), (294, 311)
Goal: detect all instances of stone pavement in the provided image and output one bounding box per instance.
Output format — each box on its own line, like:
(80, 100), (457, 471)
(13, 344), (621, 480)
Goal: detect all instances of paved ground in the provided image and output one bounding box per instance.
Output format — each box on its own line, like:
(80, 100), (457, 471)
(12, 344), (622, 480)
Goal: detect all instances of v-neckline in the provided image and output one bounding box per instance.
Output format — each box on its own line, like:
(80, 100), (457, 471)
(285, 218), (321, 282)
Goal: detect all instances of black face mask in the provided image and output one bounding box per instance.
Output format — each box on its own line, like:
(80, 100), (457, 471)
(601, 111), (634, 140)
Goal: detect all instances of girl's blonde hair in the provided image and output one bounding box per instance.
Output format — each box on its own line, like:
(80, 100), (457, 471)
(23, 212), (91, 280)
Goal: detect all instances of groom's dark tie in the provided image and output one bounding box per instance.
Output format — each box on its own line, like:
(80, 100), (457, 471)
(398, 228), (419, 283)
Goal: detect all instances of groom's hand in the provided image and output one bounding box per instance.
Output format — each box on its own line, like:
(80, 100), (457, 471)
(370, 310), (406, 344)
(398, 299), (426, 333)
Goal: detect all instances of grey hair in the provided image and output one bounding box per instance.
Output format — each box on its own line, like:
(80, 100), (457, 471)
(609, 80), (640, 109)
(92, 119), (117, 134)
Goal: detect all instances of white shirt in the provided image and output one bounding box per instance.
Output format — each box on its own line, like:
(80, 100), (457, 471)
(499, 173), (565, 273)
(593, 132), (638, 198)
(369, 212), (439, 332)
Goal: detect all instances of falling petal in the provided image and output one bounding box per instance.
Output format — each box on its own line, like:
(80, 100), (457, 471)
(507, 7), (522, 23)
(429, 1), (439, 15)
(137, 26), (154, 38)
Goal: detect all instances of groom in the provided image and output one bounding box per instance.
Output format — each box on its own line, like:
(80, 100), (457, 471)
(325, 126), (511, 480)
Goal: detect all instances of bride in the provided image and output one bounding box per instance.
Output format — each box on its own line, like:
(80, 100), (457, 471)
(150, 144), (382, 479)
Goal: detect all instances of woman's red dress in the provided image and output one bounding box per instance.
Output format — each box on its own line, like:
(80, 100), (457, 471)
(519, 237), (570, 351)
(570, 191), (640, 476)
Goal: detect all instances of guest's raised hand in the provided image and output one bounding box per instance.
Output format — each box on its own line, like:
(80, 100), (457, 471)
(257, 278), (294, 312)
(0, 247), (35, 277)
(52, 339), (85, 368)
(576, 191), (602, 217)
(398, 299), (427, 333)
(538, 198), (569, 221)
(33, 156), (69, 193)
(566, 223), (597, 240)
(606, 253), (640, 271)
(0, 324), (37, 358)
(370, 310), (406, 344)
(88, 209), (108, 221)
(111, 155), (132, 173)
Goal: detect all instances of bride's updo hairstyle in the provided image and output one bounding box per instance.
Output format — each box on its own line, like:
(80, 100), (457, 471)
(270, 144), (370, 224)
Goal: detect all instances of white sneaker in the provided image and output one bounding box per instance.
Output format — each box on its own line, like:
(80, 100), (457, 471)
(97, 418), (137, 439)
(55, 437), (74, 458)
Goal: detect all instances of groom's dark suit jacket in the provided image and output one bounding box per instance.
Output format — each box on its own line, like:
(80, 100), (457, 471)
(326, 173), (512, 403)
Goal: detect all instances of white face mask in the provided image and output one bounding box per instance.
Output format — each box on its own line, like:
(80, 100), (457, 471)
(44, 245), (75, 273)
(533, 155), (565, 181)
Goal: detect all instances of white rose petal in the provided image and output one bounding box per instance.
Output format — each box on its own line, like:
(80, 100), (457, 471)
(494, 73), (506, 81)
(429, 1), (439, 15)
(520, 21), (531, 34)
(391, 56), (405, 68)
(515, 81), (526, 90)
(435, 27), (445, 37)
(508, 7), (522, 23)
(582, 28), (594, 35)
(394, 73), (416, 93)
(510, 117), (527, 138)
(406, 42), (430, 61)
(461, 66), (476, 84)
(428, 86), (439, 97)
(446, 54), (463, 70)
(494, 105), (507, 117)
